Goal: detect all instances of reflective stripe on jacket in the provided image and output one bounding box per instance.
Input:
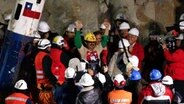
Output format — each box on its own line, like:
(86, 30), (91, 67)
(5, 93), (29, 104)
(34, 51), (49, 84)
(108, 90), (132, 104)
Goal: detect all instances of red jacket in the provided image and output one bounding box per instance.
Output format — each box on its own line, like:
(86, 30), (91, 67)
(101, 49), (108, 65)
(164, 49), (184, 80)
(131, 42), (144, 69)
(5, 93), (31, 104)
(50, 48), (66, 84)
(138, 82), (173, 104)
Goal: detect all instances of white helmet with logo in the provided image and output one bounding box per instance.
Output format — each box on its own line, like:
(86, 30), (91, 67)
(162, 75), (173, 85)
(38, 39), (51, 50)
(38, 21), (50, 33)
(14, 79), (28, 90)
(52, 36), (64, 46)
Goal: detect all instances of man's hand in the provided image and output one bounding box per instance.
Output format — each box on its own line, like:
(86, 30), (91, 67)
(161, 43), (168, 50)
(75, 20), (83, 31)
(103, 65), (108, 73)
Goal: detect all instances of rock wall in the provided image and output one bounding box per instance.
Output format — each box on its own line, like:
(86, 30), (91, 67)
(0, 0), (183, 44)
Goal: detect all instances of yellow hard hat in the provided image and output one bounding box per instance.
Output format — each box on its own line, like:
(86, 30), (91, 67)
(52, 35), (64, 46)
(84, 33), (96, 42)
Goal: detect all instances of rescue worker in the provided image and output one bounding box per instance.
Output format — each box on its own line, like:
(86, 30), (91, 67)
(138, 69), (173, 104)
(108, 39), (131, 79)
(5, 79), (33, 104)
(162, 75), (183, 104)
(111, 13), (129, 39)
(108, 74), (132, 104)
(128, 28), (144, 69)
(108, 22), (130, 62)
(76, 73), (102, 104)
(63, 23), (81, 58)
(125, 70), (142, 104)
(110, 13), (129, 41)
(19, 34), (40, 103)
(74, 20), (109, 72)
(34, 39), (57, 104)
(37, 21), (58, 42)
(161, 30), (184, 103)
(38, 21), (50, 39)
(143, 31), (165, 82)
(93, 31), (108, 66)
(50, 35), (70, 85)
(54, 67), (81, 104)
(68, 58), (88, 83)
(119, 22), (131, 39)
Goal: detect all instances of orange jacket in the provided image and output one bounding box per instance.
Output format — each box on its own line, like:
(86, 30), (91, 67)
(34, 51), (50, 84)
(50, 48), (66, 84)
(5, 93), (30, 104)
(108, 89), (132, 104)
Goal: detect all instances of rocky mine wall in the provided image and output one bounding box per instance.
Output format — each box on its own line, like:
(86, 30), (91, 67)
(0, 0), (184, 44)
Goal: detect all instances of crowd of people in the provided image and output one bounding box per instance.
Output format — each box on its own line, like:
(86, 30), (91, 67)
(0, 13), (184, 104)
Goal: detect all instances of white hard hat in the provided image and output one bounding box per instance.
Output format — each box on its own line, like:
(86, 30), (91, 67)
(4, 13), (12, 21)
(65, 67), (76, 78)
(96, 73), (106, 84)
(68, 58), (83, 71)
(52, 36), (64, 46)
(114, 74), (125, 83)
(179, 13), (184, 21)
(38, 39), (51, 50)
(67, 24), (76, 32)
(100, 23), (111, 30)
(176, 34), (184, 40)
(34, 32), (41, 39)
(80, 59), (88, 72)
(38, 21), (50, 33)
(115, 13), (124, 20)
(129, 55), (139, 67)
(129, 28), (139, 36)
(179, 21), (184, 30)
(33, 32), (41, 41)
(118, 39), (130, 48)
(162, 75), (173, 85)
(119, 22), (130, 30)
(14, 79), (28, 90)
(79, 73), (94, 86)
